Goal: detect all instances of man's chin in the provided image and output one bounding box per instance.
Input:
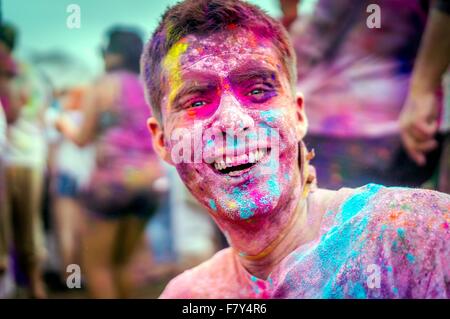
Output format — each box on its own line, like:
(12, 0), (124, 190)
(208, 194), (280, 222)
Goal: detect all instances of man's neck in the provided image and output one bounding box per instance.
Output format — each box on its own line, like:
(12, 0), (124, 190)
(212, 189), (330, 279)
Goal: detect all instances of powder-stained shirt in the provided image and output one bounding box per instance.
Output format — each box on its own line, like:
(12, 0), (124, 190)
(160, 184), (450, 298)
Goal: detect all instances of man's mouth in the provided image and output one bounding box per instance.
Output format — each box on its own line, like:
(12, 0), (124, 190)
(211, 148), (271, 177)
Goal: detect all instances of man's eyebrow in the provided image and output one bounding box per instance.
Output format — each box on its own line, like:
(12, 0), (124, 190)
(171, 74), (219, 106)
(229, 65), (280, 85)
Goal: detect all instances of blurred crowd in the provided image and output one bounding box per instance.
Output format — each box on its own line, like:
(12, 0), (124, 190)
(0, 0), (449, 298)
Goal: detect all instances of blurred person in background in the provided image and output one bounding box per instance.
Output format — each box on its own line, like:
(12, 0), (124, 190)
(283, 0), (446, 190)
(31, 51), (95, 286)
(50, 86), (95, 282)
(0, 27), (17, 277)
(399, 1), (450, 193)
(0, 98), (15, 299)
(57, 26), (166, 298)
(0, 23), (49, 298)
(0, 24), (19, 298)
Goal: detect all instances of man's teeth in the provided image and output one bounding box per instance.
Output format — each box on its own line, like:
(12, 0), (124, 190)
(213, 149), (267, 171)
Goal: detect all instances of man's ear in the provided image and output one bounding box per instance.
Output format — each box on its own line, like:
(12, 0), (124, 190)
(295, 93), (308, 140)
(147, 117), (173, 165)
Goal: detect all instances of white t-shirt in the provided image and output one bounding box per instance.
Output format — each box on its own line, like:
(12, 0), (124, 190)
(54, 110), (95, 188)
(4, 62), (48, 168)
(5, 116), (47, 168)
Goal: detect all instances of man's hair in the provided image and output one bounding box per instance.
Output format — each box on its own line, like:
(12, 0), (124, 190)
(141, 0), (297, 123)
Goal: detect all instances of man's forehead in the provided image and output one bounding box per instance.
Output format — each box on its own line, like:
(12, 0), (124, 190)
(163, 29), (282, 77)
(181, 29), (273, 58)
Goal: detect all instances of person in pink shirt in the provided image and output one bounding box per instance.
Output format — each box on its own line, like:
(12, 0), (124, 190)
(141, 0), (450, 298)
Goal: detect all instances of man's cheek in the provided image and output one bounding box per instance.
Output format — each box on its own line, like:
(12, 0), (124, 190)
(175, 162), (202, 189)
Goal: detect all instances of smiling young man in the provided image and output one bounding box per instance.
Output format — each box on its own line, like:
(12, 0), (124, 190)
(141, 0), (450, 298)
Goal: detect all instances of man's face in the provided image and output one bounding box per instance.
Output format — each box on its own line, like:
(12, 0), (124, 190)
(149, 29), (307, 221)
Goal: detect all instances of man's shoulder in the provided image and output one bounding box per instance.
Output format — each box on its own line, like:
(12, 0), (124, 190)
(364, 184), (449, 222)
(331, 183), (449, 222)
(325, 183), (450, 248)
(315, 184), (449, 297)
(159, 248), (236, 299)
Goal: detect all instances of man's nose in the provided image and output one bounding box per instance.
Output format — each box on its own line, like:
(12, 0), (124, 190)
(212, 93), (254, 134)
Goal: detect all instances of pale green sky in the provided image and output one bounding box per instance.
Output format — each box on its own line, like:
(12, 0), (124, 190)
(3, 0), (314, 82)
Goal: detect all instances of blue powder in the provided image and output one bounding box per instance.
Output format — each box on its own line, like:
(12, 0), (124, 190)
(246, 131), (257, 141)
(206, 139), (214, 147)
(260, 110), (281, 123)
(318, 185), (384, 298)
(340, 184), (382, 223)
(209, 199), (217, 211)
(397, 228), (405, 239)
(230, 187), (257, 219)
(392, 240), (398, 251)
(352, 282), (367, 299)
(267, 178), (280, 198)
(406, 253), (415, 264)
(379, 224), (388, 240)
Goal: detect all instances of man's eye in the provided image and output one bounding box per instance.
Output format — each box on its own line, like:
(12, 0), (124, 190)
(191, 100), (206, 108)
(248, 88), (266, 96)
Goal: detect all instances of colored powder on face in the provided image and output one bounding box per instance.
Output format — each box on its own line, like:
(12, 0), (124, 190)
(392, 240), (398, 251)
(206, 139), (214, 148)
(406, 253), (415, 264)
(226, 134), (239, 150)
(260, 110), (281, 123)
(204, 138), (216, 156)
(246, 131), (258, 140)
(226, 200), (237, 210)
(379, 224), (388, 240)
(267, 178), (280, 198)
(163, 40), (189, 107)
(397, 228), (405, 239)
(229, 187), (257, 219)
(209, 199), (217, 211)
(250, 156), (281, 209)
(187, 109), (197, 117)
(240, 204), (257, 219)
